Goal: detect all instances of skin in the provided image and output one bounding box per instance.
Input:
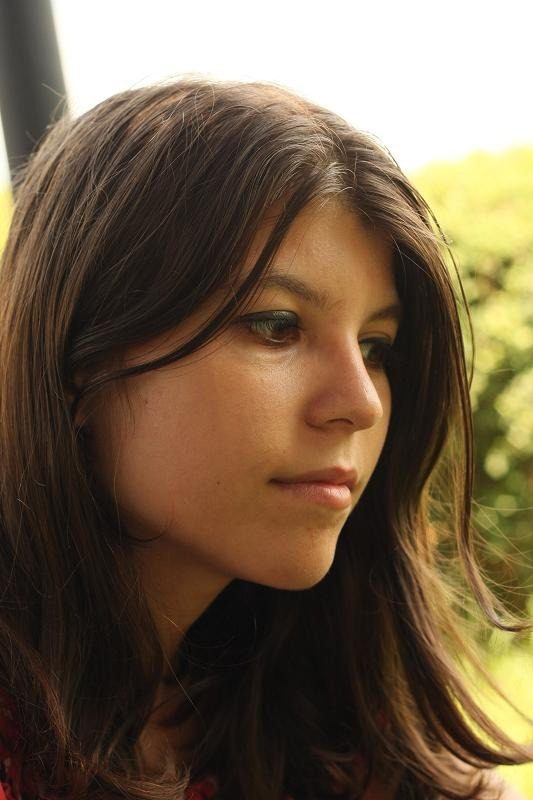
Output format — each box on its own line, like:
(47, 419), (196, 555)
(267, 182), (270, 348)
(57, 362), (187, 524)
(86, 197), (399, 655)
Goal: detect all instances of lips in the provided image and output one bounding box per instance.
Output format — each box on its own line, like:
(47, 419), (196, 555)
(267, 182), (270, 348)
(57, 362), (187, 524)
(272, 467), (358, 492)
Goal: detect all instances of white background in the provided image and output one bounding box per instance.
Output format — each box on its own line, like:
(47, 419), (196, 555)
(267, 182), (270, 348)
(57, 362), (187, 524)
(1, 0), (532, 184)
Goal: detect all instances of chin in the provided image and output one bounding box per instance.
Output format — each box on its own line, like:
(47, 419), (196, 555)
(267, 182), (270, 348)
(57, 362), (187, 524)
(254, 560), (335, 592)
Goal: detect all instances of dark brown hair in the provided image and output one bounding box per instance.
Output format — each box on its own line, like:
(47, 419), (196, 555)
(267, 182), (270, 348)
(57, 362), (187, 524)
(0, 77), (531, 800)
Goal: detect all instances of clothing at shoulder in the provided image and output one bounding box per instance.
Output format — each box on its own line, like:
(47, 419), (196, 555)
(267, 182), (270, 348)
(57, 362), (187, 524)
(186, 772), (398, 799)
(0, 689), (216, 800)
(2, 693), (521, 800)
(0, 688), (394, 800)
(185, 776), (218, 799)
(0, 690), (24, 800)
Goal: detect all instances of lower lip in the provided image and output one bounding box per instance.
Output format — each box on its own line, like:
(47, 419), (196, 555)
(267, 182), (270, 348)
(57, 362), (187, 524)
(271, 480), (352, 509)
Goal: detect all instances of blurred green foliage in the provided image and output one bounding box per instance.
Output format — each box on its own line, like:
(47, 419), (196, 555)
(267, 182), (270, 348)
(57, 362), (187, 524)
(410, 147), (533, 616)
(461, 640), (533, 796)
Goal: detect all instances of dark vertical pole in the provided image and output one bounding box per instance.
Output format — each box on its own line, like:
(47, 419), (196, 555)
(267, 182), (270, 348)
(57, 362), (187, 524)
(0, 0), (69, 185)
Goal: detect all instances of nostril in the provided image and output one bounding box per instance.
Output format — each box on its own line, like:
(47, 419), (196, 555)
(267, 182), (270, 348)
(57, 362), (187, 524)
(309, 344), (390, 430)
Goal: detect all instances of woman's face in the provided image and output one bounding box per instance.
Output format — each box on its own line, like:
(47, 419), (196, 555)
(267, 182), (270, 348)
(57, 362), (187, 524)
(87, 199), (400, 637)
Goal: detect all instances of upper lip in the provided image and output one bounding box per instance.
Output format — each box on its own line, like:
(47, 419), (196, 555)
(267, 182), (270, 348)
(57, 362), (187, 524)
(273, 467), (358, 492)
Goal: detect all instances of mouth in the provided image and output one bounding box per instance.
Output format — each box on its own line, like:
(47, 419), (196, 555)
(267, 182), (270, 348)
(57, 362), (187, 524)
(271, 467), (358, 493)
(270, 479), (353, 510)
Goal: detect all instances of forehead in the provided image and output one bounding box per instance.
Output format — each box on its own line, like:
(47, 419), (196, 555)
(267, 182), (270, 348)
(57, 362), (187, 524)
(239, 198), (397, 312)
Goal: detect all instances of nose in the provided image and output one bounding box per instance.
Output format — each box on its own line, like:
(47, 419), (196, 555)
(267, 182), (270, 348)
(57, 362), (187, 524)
(306, 341), (385, 431)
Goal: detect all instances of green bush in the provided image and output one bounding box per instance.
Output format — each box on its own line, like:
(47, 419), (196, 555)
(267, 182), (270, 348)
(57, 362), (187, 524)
(410, 147), (533, 616)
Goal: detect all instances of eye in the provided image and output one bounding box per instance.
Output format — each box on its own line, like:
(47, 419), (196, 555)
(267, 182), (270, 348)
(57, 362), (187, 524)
(236, 312), (398, 371)
(236, 311), (299, 346)
(359, 339), (396, 370)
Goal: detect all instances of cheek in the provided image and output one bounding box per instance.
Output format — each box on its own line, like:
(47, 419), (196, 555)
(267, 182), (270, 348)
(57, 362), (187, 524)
(87, 367), (276, 529)
(381, 379), (392, 433)
(368, 378), (392, 465)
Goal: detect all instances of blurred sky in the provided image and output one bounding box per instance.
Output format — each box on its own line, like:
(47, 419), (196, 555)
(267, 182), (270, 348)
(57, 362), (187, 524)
(1, 0), (533, 185)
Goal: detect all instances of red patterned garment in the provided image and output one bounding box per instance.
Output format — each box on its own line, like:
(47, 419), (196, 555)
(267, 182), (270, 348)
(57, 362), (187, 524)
(0, 691), (24, 800)
(182, 776), (219, 800)
(0, 692), (394, 799)
(0, 690), (218, 800)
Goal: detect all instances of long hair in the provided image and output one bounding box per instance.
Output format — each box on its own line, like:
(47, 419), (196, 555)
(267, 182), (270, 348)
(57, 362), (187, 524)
(0, 77), (531, 800)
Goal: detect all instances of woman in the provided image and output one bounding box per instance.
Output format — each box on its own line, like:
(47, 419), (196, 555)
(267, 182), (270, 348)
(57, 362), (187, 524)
(0, 77), (530, 799)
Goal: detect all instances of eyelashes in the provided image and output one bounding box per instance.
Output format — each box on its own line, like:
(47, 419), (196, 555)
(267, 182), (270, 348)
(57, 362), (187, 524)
(235, 311), (399, 371)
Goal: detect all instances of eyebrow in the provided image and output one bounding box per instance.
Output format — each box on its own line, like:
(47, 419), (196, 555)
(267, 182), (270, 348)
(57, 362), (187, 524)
(257, 273), (403, 324)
